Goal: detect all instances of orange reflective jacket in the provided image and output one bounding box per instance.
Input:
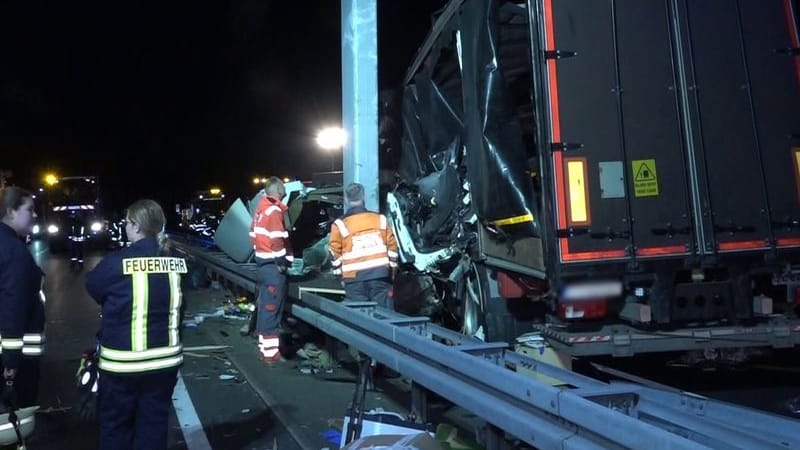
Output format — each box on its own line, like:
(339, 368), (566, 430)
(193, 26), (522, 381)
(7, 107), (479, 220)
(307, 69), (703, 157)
(329, 210), (398, 281)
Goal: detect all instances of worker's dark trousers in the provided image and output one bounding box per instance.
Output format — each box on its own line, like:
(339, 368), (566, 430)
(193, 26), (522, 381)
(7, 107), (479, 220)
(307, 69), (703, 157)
(0, 357), (40, 407)
(255, 259), (287, 335)
(98, 369), (178, 450)
(345, 278), (394, 310)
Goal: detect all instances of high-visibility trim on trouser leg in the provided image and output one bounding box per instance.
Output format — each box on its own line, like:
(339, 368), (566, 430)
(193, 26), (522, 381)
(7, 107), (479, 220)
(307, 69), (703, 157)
(258, 336), (280, 347)
(0, 338), (24, 350)
(261, 348), (280, 358)
(22, 345), (43, 355)
(259, 341), (279, 349)
(23, 334), (43, 344)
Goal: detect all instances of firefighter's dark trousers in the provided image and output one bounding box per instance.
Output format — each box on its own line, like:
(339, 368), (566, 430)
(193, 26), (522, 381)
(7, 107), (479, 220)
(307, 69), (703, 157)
(98, 368), (178, 450)
(255, 259), (287, 335)
(345, 278), (394, 310)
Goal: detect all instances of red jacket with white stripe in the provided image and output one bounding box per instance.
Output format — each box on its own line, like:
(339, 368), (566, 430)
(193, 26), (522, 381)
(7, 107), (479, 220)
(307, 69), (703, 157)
(250, 195), (293, 263)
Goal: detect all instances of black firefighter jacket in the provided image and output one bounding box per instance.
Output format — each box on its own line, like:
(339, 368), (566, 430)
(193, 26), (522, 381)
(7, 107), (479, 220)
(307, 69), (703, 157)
(0, 222), (45, 370)
(85, 237), (187, 374)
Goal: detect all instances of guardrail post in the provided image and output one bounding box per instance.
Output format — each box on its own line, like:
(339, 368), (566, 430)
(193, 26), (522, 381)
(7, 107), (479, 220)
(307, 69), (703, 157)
(410, 381), (428, 424)
(481, 423), (508, 450)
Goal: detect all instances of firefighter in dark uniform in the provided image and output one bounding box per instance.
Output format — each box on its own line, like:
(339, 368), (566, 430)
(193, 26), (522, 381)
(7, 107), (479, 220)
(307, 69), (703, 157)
(67, 210), (86, 266)
(85, 199), (186, 450)
(0, 187), (46, 409)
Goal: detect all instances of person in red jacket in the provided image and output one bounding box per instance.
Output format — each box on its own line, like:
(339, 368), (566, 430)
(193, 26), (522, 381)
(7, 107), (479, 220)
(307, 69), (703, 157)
(249, 177), (293, 363)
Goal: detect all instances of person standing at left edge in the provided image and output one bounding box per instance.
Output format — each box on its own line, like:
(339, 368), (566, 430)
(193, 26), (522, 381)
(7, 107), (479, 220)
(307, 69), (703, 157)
(85, 200), (186, 450)
(0, 187), (46, 409)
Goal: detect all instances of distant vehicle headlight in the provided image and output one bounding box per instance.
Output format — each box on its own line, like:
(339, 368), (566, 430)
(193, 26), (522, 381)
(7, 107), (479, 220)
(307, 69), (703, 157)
(32, 224), (41, 235)
(90, 221), (103, 232)
(47, 224), (59, 234)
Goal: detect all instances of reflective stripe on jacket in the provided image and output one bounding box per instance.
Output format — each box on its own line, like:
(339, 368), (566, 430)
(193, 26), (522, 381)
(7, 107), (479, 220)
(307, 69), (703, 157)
(328, 209), (398, 281)
(250, 195), (293, 262)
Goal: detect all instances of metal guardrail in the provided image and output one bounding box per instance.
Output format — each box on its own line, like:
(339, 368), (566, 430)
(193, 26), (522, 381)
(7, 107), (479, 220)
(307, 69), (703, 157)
(172, 236), (258, 292)
(174, 238), (800, 450)
(537, 322), (800, 357)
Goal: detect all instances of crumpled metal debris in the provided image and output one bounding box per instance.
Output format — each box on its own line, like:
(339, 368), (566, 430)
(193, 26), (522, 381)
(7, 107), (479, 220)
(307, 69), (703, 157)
(296, 343), (337, 373)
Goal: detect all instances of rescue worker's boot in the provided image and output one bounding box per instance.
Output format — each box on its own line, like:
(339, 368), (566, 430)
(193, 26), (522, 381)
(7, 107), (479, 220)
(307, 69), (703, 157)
(258, 333), (281, 364)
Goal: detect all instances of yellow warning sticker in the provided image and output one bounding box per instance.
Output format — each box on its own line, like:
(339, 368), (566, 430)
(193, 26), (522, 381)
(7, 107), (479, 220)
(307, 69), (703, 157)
(632, 159), (659, 197)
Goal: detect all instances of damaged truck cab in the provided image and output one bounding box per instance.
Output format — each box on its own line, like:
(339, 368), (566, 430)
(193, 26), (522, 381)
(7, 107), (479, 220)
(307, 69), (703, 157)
(386, 0), (800, 357)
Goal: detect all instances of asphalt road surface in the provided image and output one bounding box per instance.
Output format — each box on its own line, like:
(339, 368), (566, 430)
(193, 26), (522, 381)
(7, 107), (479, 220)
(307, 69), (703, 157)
(22, 246), (302, 450)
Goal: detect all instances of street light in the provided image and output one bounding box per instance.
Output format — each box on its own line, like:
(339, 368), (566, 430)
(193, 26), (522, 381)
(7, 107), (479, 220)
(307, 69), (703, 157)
(316, 127), (346, 171)
(44, 173), (59, 186)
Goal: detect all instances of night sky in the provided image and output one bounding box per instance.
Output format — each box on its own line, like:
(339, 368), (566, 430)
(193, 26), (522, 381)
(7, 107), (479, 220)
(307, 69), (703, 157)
(0, 1), (447, 209)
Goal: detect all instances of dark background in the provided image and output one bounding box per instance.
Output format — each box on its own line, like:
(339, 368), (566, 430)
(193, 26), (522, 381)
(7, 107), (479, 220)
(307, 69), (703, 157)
(0, 1), (447, 210)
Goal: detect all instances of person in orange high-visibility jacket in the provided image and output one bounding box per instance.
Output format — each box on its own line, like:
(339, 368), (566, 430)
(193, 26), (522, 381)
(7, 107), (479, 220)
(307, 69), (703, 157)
(249, 177), (293, 363)
(329, 183), (398, 309)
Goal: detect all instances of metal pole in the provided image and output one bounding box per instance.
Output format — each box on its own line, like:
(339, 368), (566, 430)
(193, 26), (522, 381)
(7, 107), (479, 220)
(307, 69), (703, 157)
(342, 0), (379, 210)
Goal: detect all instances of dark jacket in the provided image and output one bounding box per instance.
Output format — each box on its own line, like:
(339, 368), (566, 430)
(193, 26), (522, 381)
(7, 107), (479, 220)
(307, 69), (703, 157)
(0, 222), (45, 370)
(85, 237), (186, 374)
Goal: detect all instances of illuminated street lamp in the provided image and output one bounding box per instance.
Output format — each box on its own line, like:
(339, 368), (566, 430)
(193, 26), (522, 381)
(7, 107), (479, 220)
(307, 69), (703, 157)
(316, 127), (346, 171)
(44, 173), (59, 186)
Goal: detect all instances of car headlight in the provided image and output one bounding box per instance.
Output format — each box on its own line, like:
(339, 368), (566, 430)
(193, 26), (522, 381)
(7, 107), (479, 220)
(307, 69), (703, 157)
(90, 221), (103, 232)
(47, 224), (59, 234)
(32, 224), (41, 235)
